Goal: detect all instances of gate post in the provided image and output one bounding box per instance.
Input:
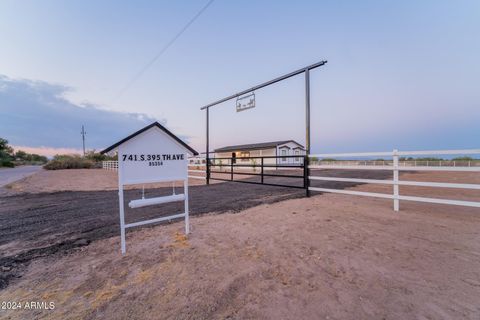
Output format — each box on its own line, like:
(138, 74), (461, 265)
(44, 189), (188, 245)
(206, 108), (210, 185)
(261, 157), (264, 184)
(305, 68), (311, 198)
(304, 155), (310, 197)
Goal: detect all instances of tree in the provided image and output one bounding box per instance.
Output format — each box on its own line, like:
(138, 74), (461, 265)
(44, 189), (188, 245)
(0, 137), (14, 167)
(15, 150), (27, 160)
(0, 138), (13, 155)
(30, 154), (48, 163)
(1, 140), (48, 166)
(85, 150), (106, 162)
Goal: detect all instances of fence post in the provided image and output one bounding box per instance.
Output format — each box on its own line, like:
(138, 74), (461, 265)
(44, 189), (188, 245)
(304, 155), (310, 197)
(393, 149), (399, 212)
(261, 157), (264, 184)
(230, 158), (234, 181)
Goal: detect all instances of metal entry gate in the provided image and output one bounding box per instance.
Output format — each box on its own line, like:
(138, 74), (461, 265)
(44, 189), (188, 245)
(207, 155), (308, 194)
(201, 60), (328, 198)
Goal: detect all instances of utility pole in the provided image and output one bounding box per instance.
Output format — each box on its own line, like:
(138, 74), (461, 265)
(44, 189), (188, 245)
(81, 125), (87, 156)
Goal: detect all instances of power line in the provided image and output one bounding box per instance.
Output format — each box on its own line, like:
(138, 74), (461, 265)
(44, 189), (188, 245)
(114, 0), (215, 100)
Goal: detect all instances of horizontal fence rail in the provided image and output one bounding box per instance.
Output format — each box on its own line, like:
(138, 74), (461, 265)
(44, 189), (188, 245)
(188, 157), (206, 180)
(308, 149), (480, 210)
(310, 165), (480, 172)
(312, 160), (480, 168)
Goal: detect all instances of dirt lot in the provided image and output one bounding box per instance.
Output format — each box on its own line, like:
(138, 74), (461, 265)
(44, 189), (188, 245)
(4, 169), (206, 194)
(1, 169), (479, 319)
(0, 182), (305, 289)
(0, 168), (395, 289)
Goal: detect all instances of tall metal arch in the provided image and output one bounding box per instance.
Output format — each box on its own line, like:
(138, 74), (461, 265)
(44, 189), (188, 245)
(201, 60), (328, 196)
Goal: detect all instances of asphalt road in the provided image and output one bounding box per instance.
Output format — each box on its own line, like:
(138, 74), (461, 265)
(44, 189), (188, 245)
(0, 165), (42, 187)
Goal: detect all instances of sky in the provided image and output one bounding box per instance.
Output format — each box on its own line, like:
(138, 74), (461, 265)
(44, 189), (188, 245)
(0, 0), (479, 156)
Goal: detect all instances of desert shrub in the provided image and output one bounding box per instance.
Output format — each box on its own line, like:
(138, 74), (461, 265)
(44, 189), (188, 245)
(1, 159), (15, 167)
(85, 150), (106, 162)
(43, 154), (94, 170)
(452, 156), (478, 161)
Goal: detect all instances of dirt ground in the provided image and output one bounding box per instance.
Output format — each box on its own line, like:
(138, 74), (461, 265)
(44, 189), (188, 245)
(0, 168), (395, 289)
(5, 169), (206, 194)
(1, 169), (480, 319)
(0, 182), (305, 289)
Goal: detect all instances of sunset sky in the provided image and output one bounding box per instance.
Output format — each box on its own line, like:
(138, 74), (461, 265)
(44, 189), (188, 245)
(1, 0), (479, 156)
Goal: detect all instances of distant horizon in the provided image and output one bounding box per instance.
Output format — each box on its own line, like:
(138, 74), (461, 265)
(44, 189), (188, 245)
(8, 138), (480, 161)
(1, 1), (479, 155)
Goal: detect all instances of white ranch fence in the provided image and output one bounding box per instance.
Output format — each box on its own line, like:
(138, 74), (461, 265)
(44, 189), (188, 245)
(313, 160), (480, 167)
(188, 156), (206, 180)
(102, 161), (118, 171)
(308, 149), (480, 211)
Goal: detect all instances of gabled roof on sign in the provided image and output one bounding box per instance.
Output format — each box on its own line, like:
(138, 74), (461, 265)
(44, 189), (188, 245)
(214, 140), (304, 153)
(101, 121), (198, 155)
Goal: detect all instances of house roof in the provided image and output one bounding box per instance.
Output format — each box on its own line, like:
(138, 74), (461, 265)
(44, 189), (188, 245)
(214, 140), (304, 153)
(101, 121), (198, 155)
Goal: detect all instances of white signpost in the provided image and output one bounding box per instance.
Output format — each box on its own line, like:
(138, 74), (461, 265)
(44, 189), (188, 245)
(102, 122), (198, 254)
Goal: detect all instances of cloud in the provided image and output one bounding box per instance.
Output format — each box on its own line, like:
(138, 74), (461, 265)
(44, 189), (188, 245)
(0, 75), (161, 151)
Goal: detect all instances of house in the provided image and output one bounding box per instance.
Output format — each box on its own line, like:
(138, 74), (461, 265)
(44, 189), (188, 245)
(213, 140), (305, 165)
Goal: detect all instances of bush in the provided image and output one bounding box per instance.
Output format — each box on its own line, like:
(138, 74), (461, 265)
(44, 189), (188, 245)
(85, 150), (106, 162)
(43, 154), (94, 170)
(452, 156), (477, 161)
(1, 159), (15, 167)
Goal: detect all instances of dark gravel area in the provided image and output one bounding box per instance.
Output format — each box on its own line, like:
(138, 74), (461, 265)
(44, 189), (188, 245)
(0, 169), (392, 289)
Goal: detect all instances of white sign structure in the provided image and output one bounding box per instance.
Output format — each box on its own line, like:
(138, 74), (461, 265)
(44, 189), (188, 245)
(102, 122), (198, 254)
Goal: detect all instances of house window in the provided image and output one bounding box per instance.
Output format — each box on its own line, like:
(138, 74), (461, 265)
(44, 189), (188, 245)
(295, 150), (300, 162)
(239, 151), (250, 161)
(281, 149), (287, 161)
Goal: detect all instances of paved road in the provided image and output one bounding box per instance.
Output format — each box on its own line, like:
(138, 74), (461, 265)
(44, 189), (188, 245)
(0, 165), (42, 187)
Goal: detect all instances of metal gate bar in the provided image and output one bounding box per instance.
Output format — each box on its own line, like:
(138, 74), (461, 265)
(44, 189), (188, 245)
(210, 171), (303, 179)
(211, 164), (305, 168)
(211, 178), (307, 189)
(208, 155), (308, 193)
